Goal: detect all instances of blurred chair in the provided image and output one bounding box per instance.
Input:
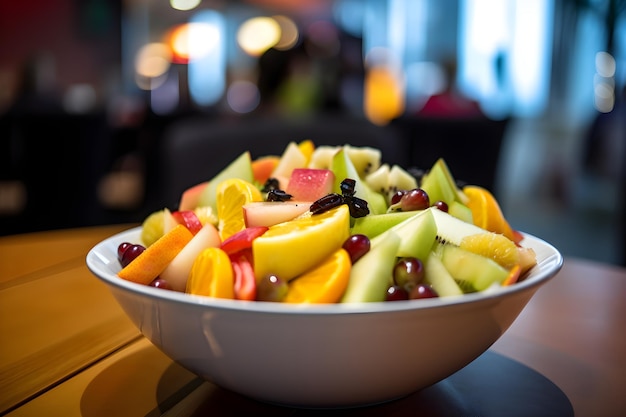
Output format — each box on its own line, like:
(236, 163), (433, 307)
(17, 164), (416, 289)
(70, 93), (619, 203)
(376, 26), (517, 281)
(391, 116), (510, 191)
(155, 114), (410, 209)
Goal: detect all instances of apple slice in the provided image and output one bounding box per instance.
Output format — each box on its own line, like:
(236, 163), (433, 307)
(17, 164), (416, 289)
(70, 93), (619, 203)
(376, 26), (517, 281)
(160, 223), (221, 291)
(172, 210), (203, 235)
(271, 141), (308, 178)
(243, 201), (312, 228)
(286, 168), (335, 202)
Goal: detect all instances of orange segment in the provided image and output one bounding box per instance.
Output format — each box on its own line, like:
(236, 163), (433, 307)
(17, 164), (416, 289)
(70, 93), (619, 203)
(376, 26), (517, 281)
(216, 178), (263, 241)
(459, 232), (520, 270)
(462, 185), (517, 242)
(284, 249), (351, 303)
(187, 247), (234, 299)
(119, 224), (193, 284)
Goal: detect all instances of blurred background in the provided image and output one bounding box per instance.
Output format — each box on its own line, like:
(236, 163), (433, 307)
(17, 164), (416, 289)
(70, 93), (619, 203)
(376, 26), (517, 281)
(0, 0), (624, 265)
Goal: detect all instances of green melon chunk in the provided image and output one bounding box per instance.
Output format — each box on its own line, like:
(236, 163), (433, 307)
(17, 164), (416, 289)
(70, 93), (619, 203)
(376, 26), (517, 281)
(440, 244), (509, 292)
(197, 151), (254, 212)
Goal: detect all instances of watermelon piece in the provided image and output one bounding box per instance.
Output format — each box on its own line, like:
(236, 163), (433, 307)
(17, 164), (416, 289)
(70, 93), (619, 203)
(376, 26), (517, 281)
(286, 169), (335, 202)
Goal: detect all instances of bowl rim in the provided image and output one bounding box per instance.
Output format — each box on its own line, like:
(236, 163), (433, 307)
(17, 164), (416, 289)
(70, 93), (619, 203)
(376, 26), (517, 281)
(86, 226), (563, 315)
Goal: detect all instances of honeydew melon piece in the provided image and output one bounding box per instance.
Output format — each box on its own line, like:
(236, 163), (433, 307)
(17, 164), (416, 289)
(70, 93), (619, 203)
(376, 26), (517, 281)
(420, 160), (457, 207)
(448, 200), (473, 224)
(439, 244), (509, 292)
(197, 151), (254, 212)
(308, 145), (339, 170)
(340, 231), (401, 303)
(388, 164), (418, 196)
(350, 210), (416, 238)
(370, 209), (437, 261)
(423, 252), (464, 297)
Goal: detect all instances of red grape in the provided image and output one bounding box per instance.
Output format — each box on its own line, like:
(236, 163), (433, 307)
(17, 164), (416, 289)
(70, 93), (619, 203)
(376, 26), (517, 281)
(117, 242), (132, 262)
(391, 190), (406, 205)
(342, 234), (371, 263)
(120, 244), (145, 267)
(256, 274), (288, 302)
(409, 284), (438, 300)
(149, 277), (172, 290)
(393, 257), (425, 291)
(400, 188), (430, 211)
(433, 201), (449, 212)
(386, 285), (409, 301)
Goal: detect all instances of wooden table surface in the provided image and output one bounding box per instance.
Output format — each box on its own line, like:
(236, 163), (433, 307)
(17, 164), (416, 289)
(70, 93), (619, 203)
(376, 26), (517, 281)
(1, 225), (625, 417)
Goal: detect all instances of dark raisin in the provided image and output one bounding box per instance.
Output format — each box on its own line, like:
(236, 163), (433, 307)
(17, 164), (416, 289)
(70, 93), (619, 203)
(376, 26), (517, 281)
(266, 189), (293, 202)
(346, 196), (369, 218)
(262, 178), (280, 192)
(340, 178), (357, 197)
(310, 193), (345, 215)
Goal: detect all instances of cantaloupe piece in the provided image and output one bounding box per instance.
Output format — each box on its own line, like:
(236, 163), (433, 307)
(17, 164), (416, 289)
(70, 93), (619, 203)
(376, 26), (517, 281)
(251, 156), (280, 184)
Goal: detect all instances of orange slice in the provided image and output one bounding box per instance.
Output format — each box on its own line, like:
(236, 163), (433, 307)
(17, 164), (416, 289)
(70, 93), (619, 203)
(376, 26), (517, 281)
(462, 185), (517, 242)
(284, 249), (351, 303)
(252, 204), (351, 282)
(186, 247), (234, 299)
(119, 224), (193, 285)
(459, 232), (520, 270)
(216, 178), (263, 241)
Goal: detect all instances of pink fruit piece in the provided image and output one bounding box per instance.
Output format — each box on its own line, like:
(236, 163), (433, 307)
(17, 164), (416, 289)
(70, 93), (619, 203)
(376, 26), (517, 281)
(286, 168), (335, 202)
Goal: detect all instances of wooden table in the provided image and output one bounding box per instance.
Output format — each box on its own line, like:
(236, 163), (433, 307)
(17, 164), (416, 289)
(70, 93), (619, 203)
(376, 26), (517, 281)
(1, 225), (625, 416)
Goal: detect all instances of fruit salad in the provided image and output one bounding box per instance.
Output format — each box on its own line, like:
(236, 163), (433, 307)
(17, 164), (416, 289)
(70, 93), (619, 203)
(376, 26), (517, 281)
(116, 141), (537, 303)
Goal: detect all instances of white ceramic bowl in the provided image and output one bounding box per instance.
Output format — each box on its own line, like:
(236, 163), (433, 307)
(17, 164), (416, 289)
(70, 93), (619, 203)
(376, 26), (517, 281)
(86, 227), (562, 408)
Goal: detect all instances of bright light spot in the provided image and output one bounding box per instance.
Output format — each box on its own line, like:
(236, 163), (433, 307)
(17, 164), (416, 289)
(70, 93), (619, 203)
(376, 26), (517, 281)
(135, 43), (171, 78)
(227, 81), (260, 113)
(273, 15), (299, 50)
(237, 17), (281, 57)
(168, 23), (220, 63)
(595, 51), (616, 78)
(170, 0), (200, 11)
(364, 65), (405, 125)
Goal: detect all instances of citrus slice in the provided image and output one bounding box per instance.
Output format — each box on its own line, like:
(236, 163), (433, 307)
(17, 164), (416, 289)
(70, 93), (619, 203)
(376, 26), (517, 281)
(459, 232), (520, 270)
(252, 204), (351, 282)
(284, 248), (351, 303)
(216, 178), (263, 241)
(462, 185), (517, 242)
(187, 247), (234, 299)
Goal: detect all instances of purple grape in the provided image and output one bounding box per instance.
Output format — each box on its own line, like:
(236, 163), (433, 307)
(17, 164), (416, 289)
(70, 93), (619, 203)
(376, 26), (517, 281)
(393, 257), (425, 291)
(342, 234), (371, 263)
(256, 274), (288, 302)
(400, 188), (430, 211)
(386, 285), (409, 301)
(409, 284), (438, 300)
(120, 244), (145, 267)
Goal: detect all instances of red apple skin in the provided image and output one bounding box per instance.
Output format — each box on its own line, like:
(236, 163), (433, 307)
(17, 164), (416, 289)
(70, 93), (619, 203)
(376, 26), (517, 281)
(286, 169), (335, 202)
(179, 181), (209, 211)
(172, 210), (203, 235)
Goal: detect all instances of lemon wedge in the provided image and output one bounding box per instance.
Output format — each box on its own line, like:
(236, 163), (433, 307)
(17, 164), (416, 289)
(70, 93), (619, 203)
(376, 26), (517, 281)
(252, 205), (351, 282)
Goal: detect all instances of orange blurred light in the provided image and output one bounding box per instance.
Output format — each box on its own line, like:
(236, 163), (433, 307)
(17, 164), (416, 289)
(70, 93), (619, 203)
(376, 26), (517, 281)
(364, 66), (405, 126)
(166, 22), (220, 64)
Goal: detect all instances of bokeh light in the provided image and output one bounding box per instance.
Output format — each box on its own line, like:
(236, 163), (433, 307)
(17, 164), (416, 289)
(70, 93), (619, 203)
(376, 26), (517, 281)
(167, 22), (221, 64)
(227, 80), (261, 113)
(170, 0), (201, 11)
(273, 15), (299, 50)
(237, 16), (282, 57)
(135, 42), (171, 79)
